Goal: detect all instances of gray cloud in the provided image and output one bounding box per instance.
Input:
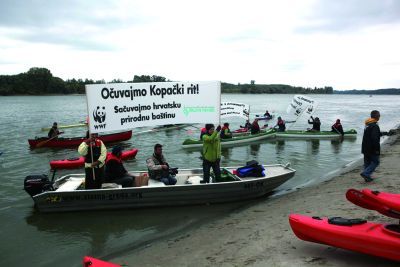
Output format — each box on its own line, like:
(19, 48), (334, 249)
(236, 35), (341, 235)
(0, 0), (146, 51)
(297, 0), (400, 33)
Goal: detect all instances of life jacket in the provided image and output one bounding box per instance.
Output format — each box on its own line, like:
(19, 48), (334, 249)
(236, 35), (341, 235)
(105, 153), (122, 164)
(200, 128), (207, 140)
(277, 119), (286, 131)
(220, 126), (232, 139)
(84, 139), (102, 164)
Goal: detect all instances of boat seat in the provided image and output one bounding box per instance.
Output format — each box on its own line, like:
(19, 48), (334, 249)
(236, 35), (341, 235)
(148, 179), (166, 187)
(56, 178), (84, 192)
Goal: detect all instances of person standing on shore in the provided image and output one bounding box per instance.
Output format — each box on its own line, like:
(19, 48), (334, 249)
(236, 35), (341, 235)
(78, 133), (107, 189)
(361, 110), (389, 182)
(202, 124), (221, 183)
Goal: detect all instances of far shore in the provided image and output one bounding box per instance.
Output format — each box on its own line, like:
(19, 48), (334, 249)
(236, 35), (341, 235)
(110, 133), (400, 266)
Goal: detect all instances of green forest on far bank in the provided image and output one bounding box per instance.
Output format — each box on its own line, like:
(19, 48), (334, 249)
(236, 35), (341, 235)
(1, 67), (398, 95)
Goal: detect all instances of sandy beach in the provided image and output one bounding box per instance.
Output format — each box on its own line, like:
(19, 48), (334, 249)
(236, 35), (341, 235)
(112, 133), (400, 267)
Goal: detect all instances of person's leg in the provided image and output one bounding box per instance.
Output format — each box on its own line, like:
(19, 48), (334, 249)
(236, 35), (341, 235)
(361, 154), (372, 178)
(364, 155), (380, 178)
(94, 167), (104, 189)
(160, 177), (170, 185)
(113, 175), (134, 187)
(203, 160), (211, 183)
(211, 160), (221, 182)
(168, 175), (177, 185)
(85, 168), (96, 189)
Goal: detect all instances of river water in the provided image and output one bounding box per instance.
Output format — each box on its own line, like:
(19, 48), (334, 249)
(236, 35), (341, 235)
(0, 94), (399, 266)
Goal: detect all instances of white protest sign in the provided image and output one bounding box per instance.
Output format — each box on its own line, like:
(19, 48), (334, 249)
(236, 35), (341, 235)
(86, 81), (221, 133)
(220, 102), (250, 119)
(286, 95), (316, 117)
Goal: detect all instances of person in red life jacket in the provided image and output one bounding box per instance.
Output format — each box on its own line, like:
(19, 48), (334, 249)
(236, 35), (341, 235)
(47, 122), (64, 138)
(331, 119), (344, 135)
(220, 123), (233, 139)
(200, 126), (207, 140)
(78, 133), (107, 189)
(105, 146), (148, 187)
(274, 116), (286, 132)
(307, 116), (321, 132)
(146, 144), (177, 185)
(251, 119), (260, 134)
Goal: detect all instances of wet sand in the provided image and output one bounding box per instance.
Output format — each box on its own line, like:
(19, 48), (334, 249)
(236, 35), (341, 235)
(113, 134), (400, 267)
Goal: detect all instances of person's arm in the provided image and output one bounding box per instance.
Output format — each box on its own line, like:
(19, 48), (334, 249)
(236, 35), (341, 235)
(146, 158), (163, 171)
(371, 126), (381, 154)
(202, 130), (219, 143)
(78, 142), (88, 156)
(97, 142), (107, 165)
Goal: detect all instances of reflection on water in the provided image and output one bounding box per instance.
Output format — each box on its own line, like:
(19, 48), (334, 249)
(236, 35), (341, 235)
(310, 140), (320, 155)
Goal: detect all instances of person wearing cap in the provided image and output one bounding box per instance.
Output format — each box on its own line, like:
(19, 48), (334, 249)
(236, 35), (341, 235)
(78, 133), (107, 189)
(146, 144), (177, 185)
(220, 123), (233, 139)
(202, 124), (222, 183)
(331, 119), (344, 135)
(105, 146), (148, 187)
(47, 122), (63, 138)
(307, 116), (321, 132)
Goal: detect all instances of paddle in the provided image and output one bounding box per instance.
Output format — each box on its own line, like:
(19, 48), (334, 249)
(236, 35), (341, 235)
(332, 126), (344, 142)
(36, 132), (64, 148)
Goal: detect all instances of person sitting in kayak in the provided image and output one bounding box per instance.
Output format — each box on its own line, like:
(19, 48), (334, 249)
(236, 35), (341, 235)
(274, 116), (286, 132)
(105, 146), (148, 187)
(47, 122), (63, 138)
(146, 144), (177, 185)
(240, 120), (252, 131)
(251, 119), (261, 134)
(331, 119), (344, 135)
(200, 126), (207, 140)
(264, 110), (272, 120)
(78, 133), (107, 189)
(220, 123), (233, 139)
(307, 116), (321, 132)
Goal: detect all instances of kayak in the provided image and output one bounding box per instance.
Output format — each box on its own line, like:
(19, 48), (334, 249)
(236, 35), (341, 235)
(255, 114), (274, 121)
(28, 130), (132, 148)
(50, 148), (138, 169)
(83, 256), (121, 267)
(275, 129), (357, 139)
(346, 188), (400, 219)
(182, 129), (276, 148)
(41, 123), (87, 131)
(289, 214), (400, 261)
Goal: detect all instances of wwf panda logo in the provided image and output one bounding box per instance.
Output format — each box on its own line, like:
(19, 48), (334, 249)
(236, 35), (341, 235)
(93, 106), (106, 123)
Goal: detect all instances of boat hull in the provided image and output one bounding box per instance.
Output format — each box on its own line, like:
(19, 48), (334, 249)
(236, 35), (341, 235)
(28, 131), (132, 148)
(30, 165), (295, 213)
(275, 129), (357, 140)
(289, 214), (400, 261)
(182, 129), (276, 148)
(50, 148), (138, 169)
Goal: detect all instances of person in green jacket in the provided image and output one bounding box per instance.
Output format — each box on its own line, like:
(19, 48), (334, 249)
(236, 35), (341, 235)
(202, 123), (222, 183)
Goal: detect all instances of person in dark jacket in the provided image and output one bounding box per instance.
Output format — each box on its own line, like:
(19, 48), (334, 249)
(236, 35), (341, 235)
(307, 116), (321, 132)
(146, 144), (177, 185)
(48, 122), (63, 138)
(361, 110), (391, 182)
(251, 119), (261, 134)
(331, 119), (344, 135)
(105, 146), (148, 187)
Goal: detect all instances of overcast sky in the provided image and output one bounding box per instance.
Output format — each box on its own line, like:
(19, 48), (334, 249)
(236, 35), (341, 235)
(0, 0), (399, 90)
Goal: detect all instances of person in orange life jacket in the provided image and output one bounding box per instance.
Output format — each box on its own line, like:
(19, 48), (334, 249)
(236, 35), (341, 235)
(251, 119), (260, 134)
(78, 133), (107, 189)
(202, 124), (221, 183)
(331, 119), (344, 135)
(361, 110), (390, 182)
(105, 146), (149, 187)
(200, 126), (207, 140)
(220, 123), (233, 139)
(48, 122), (63, 138)
(307, 116), (321, 132)
(146, 144), (177, 185)
(274, 116), (286, 132)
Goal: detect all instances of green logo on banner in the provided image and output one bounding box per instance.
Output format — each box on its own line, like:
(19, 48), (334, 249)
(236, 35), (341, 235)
(183, 106), (215, 116)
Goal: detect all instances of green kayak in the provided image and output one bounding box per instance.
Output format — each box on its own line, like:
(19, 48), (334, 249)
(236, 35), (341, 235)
(182, 129), (276, 148)
(275, 129), (357, 139)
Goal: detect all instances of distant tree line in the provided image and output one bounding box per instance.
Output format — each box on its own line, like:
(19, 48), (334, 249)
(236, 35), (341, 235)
(334, 89), (400, 95)
(221, 82), (333, 94)
(0, 67), (169, 95)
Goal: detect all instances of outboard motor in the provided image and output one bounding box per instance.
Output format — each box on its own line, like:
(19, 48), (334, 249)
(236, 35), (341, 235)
(24, 174), (53, 197)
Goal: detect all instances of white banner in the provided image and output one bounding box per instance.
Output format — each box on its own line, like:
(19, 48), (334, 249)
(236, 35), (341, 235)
(220, 102), (250, 120)
(286, 95), (317, 117)
(86, 81), (221, 133)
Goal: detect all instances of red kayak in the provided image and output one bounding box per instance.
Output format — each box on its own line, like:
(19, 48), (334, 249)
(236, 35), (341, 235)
(50, 148), (138, 169)
(28, 131), (132, 148)
(289, 214), (400, 261)
(83, 256), (121, 267)
(346, 188), (400, 219)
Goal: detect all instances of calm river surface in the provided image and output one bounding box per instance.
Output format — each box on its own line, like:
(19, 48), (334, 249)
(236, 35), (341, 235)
(0, 94), (399, 266)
